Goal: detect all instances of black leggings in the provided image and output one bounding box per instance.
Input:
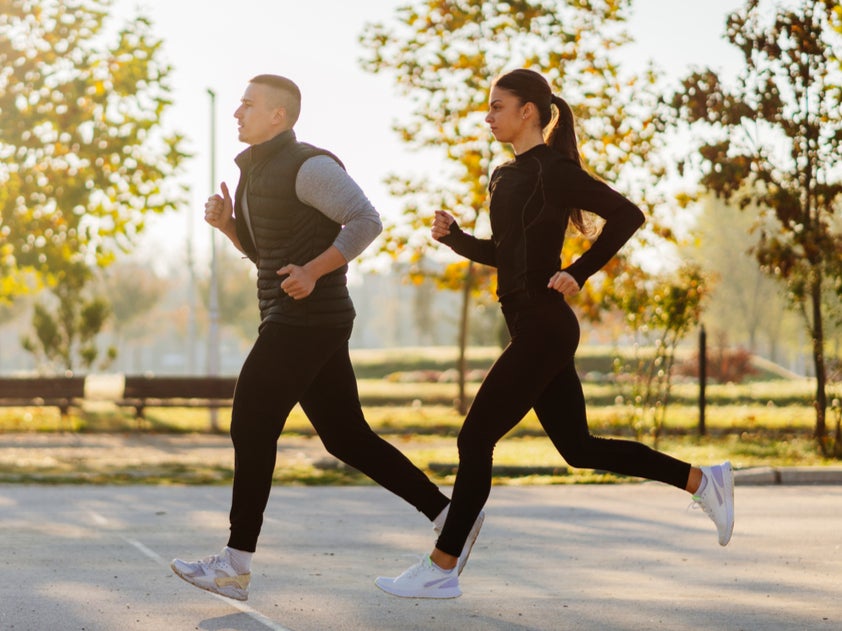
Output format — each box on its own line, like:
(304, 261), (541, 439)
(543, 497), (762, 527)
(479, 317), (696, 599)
(435, 298), (691, 557)
(227, 322), (449, 552)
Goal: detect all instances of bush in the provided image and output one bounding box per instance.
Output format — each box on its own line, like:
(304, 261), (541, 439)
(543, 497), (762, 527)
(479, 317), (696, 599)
(676, 347), (758, 384)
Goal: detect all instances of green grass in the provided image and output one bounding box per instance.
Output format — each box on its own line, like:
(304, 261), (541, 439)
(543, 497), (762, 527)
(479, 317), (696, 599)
(1, 345), (838, 485)
(0, 396), (837, 486)
(349, 346), (500, 379)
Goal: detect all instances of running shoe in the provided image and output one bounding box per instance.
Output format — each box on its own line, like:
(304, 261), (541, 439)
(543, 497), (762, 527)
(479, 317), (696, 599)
(375, 555), (461, 599)
(433, 506), (485, 575)
(693, 461), (735, 546)
(171, 550), (251, 601)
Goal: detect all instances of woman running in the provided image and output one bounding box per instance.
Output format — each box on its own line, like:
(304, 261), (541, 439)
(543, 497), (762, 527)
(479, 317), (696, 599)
(375, 68), (734, 600)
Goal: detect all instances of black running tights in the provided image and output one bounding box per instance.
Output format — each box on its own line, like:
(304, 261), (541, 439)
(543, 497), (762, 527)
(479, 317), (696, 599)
(435, 299), (691, 557)
(227, 322), (449, 552)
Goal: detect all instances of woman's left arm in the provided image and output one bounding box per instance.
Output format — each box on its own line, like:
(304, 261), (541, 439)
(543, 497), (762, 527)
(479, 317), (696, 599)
(557, 162), (645, 288)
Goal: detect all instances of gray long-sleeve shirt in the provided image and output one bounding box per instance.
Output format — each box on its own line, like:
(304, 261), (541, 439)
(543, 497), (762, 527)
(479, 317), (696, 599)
(295, 155), (382, 261)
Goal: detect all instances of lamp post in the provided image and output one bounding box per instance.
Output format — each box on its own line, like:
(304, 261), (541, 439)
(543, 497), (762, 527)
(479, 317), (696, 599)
(698, 324), (707, 437)
(207, 88), (220, 432)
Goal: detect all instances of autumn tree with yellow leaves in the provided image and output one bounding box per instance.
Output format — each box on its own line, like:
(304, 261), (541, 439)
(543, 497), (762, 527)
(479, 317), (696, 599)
(360, 0), (683, 413)
(0, 0), (188, 370)
(670, 0), (842, 455)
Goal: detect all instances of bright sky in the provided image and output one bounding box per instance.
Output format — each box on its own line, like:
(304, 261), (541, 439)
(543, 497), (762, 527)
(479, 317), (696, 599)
(113, 0), (744, 272)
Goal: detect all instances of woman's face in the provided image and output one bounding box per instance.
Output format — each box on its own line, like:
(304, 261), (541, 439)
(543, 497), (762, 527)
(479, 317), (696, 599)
(485, 86), (529, 144)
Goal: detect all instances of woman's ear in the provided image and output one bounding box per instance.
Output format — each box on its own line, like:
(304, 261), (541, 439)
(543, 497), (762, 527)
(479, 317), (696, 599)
(521, 102), (535, 122)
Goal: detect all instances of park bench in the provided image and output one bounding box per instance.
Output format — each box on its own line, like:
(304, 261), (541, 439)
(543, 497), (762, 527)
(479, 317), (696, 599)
(0, 376), (86, 418)
(118, 375), (237, 420)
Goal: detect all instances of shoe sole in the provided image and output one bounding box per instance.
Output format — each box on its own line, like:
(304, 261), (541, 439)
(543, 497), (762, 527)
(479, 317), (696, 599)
(374, 576), (462, 599)
(457, 511), (485, 575)
(170, 562), (249, 601)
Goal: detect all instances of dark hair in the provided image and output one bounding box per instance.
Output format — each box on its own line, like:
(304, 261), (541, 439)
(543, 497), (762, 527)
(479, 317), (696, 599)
(493, 69), (587, 234)
(250, 74), (301, 126)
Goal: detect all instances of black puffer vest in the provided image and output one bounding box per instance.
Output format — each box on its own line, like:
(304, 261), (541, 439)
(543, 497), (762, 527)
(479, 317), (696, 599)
(233, 130), (355, 328)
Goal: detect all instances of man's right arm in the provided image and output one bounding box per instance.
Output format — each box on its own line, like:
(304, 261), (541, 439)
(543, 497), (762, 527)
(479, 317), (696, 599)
(205, 182), (246, 255)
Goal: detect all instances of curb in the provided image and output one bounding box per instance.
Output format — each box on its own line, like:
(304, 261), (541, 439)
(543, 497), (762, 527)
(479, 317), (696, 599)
(736, 466), (842, 485)
(425, 461), (842, 485)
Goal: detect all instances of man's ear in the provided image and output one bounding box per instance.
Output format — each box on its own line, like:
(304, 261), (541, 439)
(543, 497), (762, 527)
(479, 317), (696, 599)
(273, 107), (288, 127)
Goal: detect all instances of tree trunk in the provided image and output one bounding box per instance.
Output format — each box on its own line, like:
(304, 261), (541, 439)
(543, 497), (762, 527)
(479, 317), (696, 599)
(809, 273), (828, 455)
(456, 263), (474, 415)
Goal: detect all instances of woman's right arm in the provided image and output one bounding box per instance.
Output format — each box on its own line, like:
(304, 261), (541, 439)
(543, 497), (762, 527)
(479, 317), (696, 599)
(432, 210), (496, 267)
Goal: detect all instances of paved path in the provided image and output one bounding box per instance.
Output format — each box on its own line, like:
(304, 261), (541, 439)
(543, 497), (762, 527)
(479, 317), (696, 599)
(2, 483), (840, 631)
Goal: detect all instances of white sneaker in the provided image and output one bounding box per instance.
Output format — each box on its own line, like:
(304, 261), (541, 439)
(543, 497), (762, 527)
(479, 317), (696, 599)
(693, 461), (735, 546)
(171, 550), (251, 601)
(375, 556), (461, 599)
(433, 506), (485, 574)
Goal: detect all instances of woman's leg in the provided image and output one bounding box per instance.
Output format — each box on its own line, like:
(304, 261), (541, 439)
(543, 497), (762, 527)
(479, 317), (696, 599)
(533, 361), (691, 489)
(299, 339), (450, 521)
(534, 360), (735, 545)
(435, 304), (579, 558)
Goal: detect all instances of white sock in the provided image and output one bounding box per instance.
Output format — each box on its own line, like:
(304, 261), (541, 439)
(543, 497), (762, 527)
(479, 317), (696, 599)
(224, 546), (253, 574)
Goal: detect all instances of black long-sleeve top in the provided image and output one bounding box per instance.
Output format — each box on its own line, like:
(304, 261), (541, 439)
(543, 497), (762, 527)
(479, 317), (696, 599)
(439, 143), (645, 304)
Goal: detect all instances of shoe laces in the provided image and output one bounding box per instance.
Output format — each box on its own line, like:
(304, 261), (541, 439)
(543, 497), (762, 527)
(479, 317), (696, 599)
(688, 493), (715, 520)
(397, 555), (430, 580)
(197, 554), (231, 572)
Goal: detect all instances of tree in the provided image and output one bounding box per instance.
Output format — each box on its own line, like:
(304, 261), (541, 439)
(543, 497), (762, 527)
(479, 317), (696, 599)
(611, 263), (708, 447)
(0, 0), (188, 299)
(685, 195), (795, 361)
(102, 261), (169, 370)
(669, 0), (842, 455)
(21, 259), (116, 372)
(359, 0), (671, 412)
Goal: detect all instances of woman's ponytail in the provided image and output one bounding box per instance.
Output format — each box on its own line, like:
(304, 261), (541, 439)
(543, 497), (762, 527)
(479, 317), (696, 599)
(548, 94), (588, 235)
(547, 95), (579, 166)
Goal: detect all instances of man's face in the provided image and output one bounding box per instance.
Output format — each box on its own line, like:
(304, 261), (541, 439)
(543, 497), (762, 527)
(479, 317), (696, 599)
(234, 82), (287, 146)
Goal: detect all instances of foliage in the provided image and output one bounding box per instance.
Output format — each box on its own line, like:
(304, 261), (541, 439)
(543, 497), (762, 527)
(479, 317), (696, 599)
(611, 263), (709, 445)
(676, 345), (758, 385)
(0, 0), (189, 300)
(360, 0), (670, 280)
(682, 195), (797, 360)
(360, 0), (676, 409)
(20, 260), (116, 372)
(668, 0), (842, 455)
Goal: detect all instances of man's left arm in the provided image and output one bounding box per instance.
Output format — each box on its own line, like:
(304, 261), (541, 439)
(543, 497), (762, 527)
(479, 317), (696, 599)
(277, 155), (382, 299)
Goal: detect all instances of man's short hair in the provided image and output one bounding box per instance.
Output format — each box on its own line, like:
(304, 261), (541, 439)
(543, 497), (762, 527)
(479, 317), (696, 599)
(250, 74), (301, 126)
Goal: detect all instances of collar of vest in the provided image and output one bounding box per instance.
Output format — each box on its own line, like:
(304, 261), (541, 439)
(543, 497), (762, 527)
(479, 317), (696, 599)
(235, 129), (297, 171)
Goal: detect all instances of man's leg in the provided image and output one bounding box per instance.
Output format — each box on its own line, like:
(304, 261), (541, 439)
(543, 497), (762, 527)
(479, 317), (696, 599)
(171, 324), (349, 600)
(299, 339), (449, 521)
(228, 324), (351, 551)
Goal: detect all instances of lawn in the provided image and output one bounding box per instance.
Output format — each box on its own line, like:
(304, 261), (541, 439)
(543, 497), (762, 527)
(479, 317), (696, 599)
(1, 345), (839, 485)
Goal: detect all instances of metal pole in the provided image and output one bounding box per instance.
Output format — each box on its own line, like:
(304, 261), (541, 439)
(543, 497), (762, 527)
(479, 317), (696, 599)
(186, 183), (197, 375)
(699, 324), (707, 436)
(207, 88), (220, 432)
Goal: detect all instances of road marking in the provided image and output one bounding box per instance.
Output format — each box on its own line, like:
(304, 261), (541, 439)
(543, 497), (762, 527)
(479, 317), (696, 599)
(88, 511), (294, 631)
(122, 536), (166, 565)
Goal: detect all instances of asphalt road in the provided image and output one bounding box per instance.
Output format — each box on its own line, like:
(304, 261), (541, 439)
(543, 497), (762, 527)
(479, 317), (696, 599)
(2, 482), (841, 631)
